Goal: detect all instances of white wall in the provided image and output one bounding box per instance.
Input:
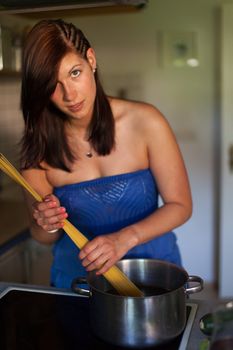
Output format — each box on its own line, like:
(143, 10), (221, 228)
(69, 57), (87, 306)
(1, 0), (231, 284)
(219, 3), (233, 297)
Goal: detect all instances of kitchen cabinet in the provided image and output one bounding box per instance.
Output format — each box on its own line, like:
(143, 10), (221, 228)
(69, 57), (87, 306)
(0, 239), (28, 283)
(0, 187), (53, 286)
(0, 24), (22, 74)
(0, 197), (29, 245)
(0, 231), (53, 286)
(25, 238), (53, 285)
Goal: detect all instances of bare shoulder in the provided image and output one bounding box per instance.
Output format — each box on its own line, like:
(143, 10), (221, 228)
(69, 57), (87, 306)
(110, 97), (169, 131)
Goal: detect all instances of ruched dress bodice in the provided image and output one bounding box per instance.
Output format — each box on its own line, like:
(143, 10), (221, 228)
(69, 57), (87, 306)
(51, 169), (181, 288)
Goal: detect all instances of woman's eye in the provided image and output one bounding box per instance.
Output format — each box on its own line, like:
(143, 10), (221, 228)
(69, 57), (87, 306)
(71, 69), (81, 78)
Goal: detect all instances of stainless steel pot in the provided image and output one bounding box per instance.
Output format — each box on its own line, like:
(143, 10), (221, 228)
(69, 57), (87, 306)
(71, 259), (203, 348)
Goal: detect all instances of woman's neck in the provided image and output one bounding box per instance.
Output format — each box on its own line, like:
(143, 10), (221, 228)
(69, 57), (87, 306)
(65, 119), (90, 141)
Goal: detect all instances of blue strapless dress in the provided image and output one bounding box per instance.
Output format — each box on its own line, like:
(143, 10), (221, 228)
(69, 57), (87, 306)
(51, 169), (182, 288)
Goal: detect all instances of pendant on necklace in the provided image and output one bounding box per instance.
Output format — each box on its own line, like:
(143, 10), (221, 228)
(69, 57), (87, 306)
(86, 152), (93, 158)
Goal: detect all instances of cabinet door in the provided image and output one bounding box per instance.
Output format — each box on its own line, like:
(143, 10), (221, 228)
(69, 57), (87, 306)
(26, 239), (53, 286)
(0, 243), (28, 283)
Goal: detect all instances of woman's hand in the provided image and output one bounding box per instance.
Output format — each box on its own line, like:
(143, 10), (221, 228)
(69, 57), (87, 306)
(79, 229), (138, 275)
(32, 194), (68, 232)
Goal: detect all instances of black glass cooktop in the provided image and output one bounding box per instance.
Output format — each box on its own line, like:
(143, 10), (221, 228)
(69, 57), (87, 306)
(0, 287), (197, 350)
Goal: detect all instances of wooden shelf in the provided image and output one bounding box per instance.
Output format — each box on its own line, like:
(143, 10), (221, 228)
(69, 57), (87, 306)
(0, 70), (21, 78)
(0, 4), (146, 19)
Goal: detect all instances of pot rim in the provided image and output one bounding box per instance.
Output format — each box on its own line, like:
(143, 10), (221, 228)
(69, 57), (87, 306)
(88, 258), (190, 298)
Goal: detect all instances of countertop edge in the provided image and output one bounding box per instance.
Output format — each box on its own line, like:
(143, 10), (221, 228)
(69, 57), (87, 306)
(0, 228), (30, 255)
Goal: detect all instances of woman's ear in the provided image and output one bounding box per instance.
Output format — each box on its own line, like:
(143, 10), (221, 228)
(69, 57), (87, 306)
(86, 48), (96, 70)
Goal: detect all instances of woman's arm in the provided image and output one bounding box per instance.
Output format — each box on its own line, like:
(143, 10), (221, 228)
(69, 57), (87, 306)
(129, 104), (192, 244)
(21, 168), (68, 244)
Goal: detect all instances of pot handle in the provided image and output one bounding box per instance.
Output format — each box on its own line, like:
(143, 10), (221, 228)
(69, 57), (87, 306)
(71, 277), (91, 297)
(185, 275), (204, 295)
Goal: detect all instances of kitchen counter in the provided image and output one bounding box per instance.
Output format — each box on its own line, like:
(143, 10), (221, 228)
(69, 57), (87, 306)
(0, 186), (29, 245)
(0, 281), (226, 349)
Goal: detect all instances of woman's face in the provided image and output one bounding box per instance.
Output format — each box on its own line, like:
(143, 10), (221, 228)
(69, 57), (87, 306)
(50, 48), (96, 123)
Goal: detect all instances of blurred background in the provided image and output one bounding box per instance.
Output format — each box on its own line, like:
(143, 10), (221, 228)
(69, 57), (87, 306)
(0, 0), (232, 299)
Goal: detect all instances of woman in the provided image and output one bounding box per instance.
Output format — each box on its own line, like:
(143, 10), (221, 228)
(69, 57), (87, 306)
(20, 19), (192, 289)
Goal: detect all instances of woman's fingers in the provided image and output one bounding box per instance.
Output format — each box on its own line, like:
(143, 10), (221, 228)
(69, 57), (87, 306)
(32, 194), (68, 231)
(95, 258), (115, 275)
(83, 252), (114, 273)
(79, 240), (99, 260)
(33, 206), (65, 219)
(79, 236), (121, 274)
(44, 193), (60, 205)
(35, 210), (67, 224)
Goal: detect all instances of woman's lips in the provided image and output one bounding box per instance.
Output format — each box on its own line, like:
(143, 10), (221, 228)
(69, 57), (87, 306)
(68, 101), (84, 113)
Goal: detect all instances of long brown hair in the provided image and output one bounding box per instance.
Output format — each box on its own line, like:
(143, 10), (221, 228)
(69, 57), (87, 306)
(20, 19), (115, 171)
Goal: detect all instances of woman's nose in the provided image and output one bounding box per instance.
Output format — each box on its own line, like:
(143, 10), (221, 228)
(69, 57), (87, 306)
(63, 83), (77, 102)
